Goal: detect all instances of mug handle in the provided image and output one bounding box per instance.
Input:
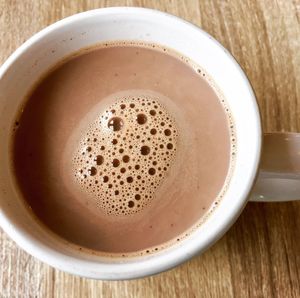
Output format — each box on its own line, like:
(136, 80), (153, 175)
(250, 133), (300, 202)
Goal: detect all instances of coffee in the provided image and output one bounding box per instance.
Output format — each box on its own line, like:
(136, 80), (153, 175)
(12, 43), (235, 255)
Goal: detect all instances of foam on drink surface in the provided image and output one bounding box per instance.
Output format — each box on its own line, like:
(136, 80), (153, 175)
(72, 93), (179, 215)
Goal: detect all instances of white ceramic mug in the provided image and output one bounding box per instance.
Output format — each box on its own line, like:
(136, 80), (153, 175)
(0, 7), (299, 280)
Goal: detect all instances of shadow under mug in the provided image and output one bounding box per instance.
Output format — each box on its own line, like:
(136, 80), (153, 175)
(0, 7), (298, 280)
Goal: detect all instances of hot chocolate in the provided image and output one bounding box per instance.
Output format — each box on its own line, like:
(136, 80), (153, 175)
(12, 43), (235, 255)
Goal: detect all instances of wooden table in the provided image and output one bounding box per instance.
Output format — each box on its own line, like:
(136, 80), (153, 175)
(0, 1), (299, 297)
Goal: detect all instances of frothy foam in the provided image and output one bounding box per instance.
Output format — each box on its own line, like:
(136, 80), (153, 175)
(72, 92), (179, 215)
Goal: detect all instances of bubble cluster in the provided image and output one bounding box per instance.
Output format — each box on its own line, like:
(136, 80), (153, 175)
(72, 93), (179, 215)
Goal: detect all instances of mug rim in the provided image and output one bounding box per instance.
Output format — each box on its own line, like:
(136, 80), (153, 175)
(0, 7), (262, 280)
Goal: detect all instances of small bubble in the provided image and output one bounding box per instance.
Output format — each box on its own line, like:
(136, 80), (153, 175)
(167, 143), (173, 150)
(148, 168), (156, 175)
(120, 104), (126, 110)
(120, 167), (126, 173)
(95, 155), (104, 165)
(112, 139), (118, 145)
(128, 201), (134, 208)
(141, 145), (150, 155)
(130, 103), (135, 108)
(164, 129), (171, 136)
(112, 159), (120, 167)
(150, 128), (157, 135)
(136, 113), (147, 125)
(119, 148), (124, 154)
(150, 110), (156, 116)
(88, 167), (97, 176)
(108, 117), (124, 131)
(115, 190), (119, 195)
(123, 155), (130, 163)
(135, 164), (140, 170)
(127, 176), (133, 183)
(103, 176), (109, 183)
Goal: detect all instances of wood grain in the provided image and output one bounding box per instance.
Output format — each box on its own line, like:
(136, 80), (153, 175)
(0, 0), (299, 297)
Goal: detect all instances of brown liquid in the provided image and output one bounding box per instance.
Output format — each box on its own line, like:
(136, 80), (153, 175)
(12, 43), (234, 255)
